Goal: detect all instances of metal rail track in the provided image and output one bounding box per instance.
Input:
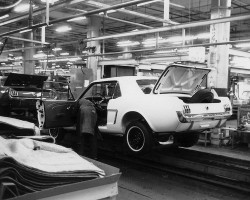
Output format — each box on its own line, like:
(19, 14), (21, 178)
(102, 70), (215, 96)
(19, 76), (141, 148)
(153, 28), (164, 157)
(99, 146), (250, 193)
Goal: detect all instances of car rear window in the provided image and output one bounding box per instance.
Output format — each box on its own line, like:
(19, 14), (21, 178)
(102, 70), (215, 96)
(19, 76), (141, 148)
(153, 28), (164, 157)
(136, 79), (157, 94)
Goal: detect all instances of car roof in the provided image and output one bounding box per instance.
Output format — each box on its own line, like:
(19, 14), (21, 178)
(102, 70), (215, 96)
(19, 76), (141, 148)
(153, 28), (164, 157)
(92, 76), (158, 83)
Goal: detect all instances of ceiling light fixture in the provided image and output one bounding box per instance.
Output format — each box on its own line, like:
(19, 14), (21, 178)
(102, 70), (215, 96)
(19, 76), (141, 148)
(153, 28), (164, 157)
(117, 40), (140, 47)
(52, 47), (62, 51)
(56, 26), (72, 32)
(19, 29), (32, 33)
(67, 16), (86, 22)
(99, 10), (117, 15)
(0, 14), (9, 20)
(196, 33), (210, 39)
(14, 4), (38, 13)
(137, 0), (161, 6)
(235, 43), (250, 48)
(33, 53), (46, 58)
(137, 0), (184, 8)
(41, 0), (60, 3)
(60, 52), (69, 56)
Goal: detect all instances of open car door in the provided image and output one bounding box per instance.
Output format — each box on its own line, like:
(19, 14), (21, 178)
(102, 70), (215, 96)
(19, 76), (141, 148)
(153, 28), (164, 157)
(37, 99), (77, 129)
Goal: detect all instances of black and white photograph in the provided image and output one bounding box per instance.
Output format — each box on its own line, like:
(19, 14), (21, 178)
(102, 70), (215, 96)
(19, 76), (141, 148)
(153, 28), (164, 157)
(0, 0), (250, 199)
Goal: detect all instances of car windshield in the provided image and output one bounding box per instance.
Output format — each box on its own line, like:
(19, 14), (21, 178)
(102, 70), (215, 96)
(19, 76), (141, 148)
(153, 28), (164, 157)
(41, 81), (71, 100)
(136, 79), (157, 94)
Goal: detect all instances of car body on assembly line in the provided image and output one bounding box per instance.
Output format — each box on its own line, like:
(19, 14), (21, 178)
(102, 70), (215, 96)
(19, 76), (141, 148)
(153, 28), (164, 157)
(37, 63), (232, 154)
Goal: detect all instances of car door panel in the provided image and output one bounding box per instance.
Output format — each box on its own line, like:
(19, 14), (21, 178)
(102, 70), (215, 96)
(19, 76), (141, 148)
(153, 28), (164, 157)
(42, 100), (77, 128)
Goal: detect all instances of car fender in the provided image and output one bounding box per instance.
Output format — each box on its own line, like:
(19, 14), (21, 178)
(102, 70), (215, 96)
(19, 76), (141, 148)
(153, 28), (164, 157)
(106, 95), (183, 134)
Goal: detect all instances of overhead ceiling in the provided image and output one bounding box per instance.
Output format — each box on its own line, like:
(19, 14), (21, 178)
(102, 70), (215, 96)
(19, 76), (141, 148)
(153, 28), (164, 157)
(0, 0), (250, 69)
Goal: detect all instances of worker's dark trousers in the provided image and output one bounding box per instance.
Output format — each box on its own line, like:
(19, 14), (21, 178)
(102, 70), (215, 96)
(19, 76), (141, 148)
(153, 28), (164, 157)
(76, 99), (98, 159)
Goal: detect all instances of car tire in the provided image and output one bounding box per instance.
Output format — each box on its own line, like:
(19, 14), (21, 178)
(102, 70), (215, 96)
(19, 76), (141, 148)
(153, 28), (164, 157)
(49, 128), (65, 143)
(0, 105), (10, 116)
(190, 89), (214, 103)
(124, 121), (153, 155)
(175, 131), (200, 147)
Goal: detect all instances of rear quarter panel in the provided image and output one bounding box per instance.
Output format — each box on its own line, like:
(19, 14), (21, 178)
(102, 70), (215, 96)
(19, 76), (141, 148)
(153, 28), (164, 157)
(106, 95), (183, 134)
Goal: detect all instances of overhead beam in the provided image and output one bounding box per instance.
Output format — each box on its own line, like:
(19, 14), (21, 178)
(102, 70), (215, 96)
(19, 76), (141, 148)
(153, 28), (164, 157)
(84, 0), (178, 25)
(0, 0), (90, 27)
(83, 13), (250, 42)
(0, 0), (155, 37)
(66, 7), (153, 29)
(7, 36), (50, 45)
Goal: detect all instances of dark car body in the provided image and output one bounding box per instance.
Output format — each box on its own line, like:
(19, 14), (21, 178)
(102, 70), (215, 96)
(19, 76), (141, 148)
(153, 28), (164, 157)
(0, 73), (48, 116)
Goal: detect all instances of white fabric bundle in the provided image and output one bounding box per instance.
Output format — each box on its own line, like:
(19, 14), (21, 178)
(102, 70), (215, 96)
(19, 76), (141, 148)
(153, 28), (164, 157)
(0, 136), (105, 176)
(0, 116), (40, 135)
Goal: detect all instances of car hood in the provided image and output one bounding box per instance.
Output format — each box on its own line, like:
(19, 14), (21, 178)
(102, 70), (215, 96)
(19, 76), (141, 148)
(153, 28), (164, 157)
(153, 64), (211, 95)
(4, 73), (48, 88)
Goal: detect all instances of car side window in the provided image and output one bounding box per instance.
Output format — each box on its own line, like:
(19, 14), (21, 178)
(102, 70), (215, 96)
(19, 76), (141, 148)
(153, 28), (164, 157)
(84, 81), (121, 99)
(136, 79), (157, 94)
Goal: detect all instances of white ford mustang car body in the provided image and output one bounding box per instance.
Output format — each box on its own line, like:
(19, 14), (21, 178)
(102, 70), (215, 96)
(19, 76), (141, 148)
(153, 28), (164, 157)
(37, 63), (232, 154)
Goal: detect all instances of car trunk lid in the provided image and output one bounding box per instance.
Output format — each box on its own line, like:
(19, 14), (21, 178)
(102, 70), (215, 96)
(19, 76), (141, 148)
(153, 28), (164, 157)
(4, 73), (48, 89)
(153, 64), (211, 96)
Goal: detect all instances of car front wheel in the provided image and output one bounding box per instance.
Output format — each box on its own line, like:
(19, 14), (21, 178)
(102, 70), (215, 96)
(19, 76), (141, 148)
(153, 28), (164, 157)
(124, 121), (152, 155)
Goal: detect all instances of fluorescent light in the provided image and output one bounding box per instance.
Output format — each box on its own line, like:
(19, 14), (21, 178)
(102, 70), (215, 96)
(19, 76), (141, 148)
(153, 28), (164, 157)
(137, 0), (184, 8)
(0, 42), (2, 45)
(56, 26), (72, 32)
(19, 29), (32, 33)
(137, 0), (161, 6)
(41, 0), (60, 3)
(33, 53), (46, 58)
(142, 37), (168, 47)
(170, 2), (185, 8)
(60, 52), (69, 56)
(14, 4), (38, 13)
(155, 48), (189, 54)
(99, 10), (117, 15)
(117, 40), (140, 47)
(235, 43), (250, 48)
(196, 33), (210, 39)
(155, 49), (175, 54)
(67, 16), (86, 22)
(0, 14), (9, 20)
(52, 47), (62, 51)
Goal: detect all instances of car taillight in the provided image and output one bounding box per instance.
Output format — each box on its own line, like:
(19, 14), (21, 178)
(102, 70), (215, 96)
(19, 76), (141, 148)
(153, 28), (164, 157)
(183, 105), (191, 114)
(10, 89), (19, 97)
(176, 111), (188, 123)
(224, 104), (231, 112)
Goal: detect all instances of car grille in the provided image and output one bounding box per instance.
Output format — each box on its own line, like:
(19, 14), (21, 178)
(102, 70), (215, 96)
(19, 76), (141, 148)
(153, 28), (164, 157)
(9, 89), (19, 97)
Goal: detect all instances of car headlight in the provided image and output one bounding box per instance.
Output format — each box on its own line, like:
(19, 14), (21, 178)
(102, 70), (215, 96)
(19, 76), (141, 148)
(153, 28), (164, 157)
(224, 104), (231, 112)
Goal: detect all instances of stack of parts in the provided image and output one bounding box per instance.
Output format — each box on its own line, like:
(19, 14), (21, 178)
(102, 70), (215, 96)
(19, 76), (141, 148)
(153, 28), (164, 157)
(0, 137), (105, 199)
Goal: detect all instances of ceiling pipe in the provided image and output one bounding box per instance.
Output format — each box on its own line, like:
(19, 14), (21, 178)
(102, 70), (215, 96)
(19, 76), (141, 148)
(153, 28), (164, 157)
(18, 38), (250, 60)
(84, 0), (178, 25)
(83, 13), (250, 42)
(66, 7), (153, 29)
(7, 36), (49, 45)
(0, 0), (89, 27)
(0, 0), (154, 38)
